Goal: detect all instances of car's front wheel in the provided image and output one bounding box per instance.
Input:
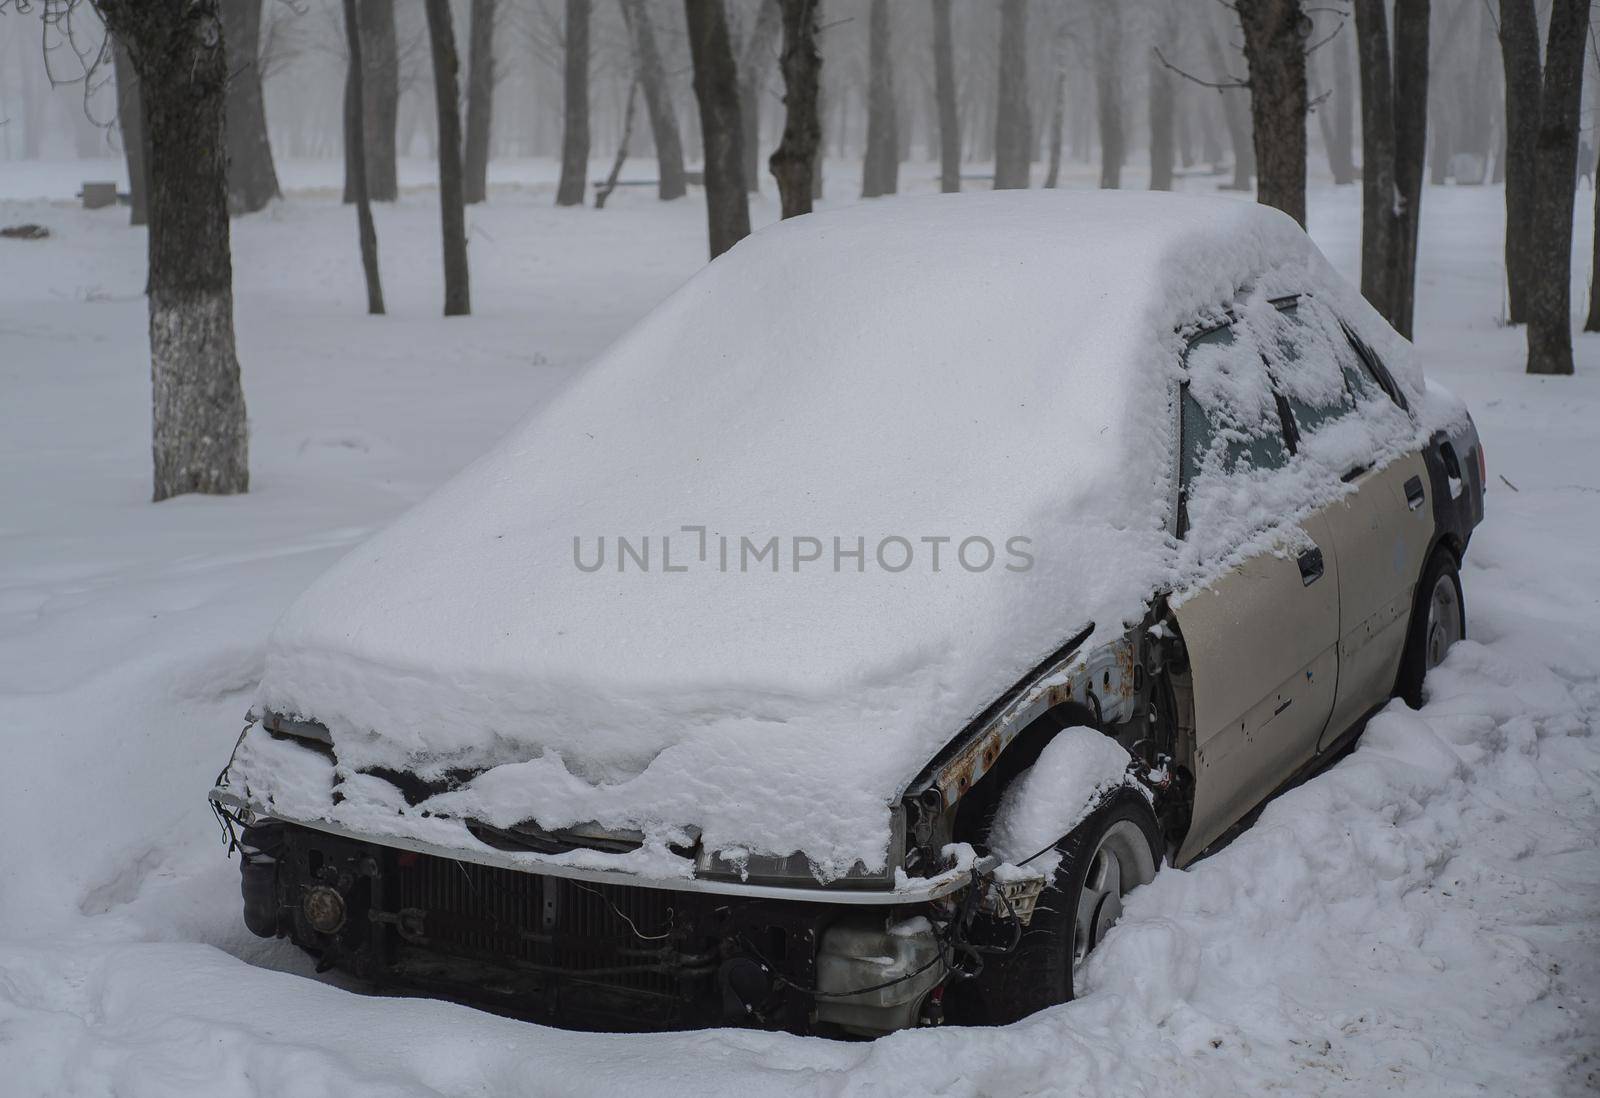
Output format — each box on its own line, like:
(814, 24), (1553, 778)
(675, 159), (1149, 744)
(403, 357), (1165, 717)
(966, 789), (1161, 1023)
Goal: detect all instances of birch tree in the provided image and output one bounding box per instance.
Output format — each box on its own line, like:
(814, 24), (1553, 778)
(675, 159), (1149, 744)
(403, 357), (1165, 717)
(96, 0), (250, 499)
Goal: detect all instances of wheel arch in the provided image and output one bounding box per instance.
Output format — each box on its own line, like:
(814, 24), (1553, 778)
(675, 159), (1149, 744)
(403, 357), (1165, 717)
(951, 700), (1103, 847)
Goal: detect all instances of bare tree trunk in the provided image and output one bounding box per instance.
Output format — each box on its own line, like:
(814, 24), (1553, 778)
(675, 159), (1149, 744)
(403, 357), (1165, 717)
(770, 0), (822, 218)
(342, 0), (385, 314)
(684, 0), (751, 257)
(595, 79), (639, 209)
(1587, 31), (1600, 328)
(1178, 93), (1196, 168)
(363, 0), (400, 201)
(1314, 20), (1357, 184)
(221, 0), (279, 214)
(342, 34), (360, 202)
(98, 1), (249, 500)
(1094, 4), (1123, 189)
(424, 0), (471, 315)
(1467, 4), (1497, 181)
(111, 39), (150, 226)
(1428, 94), (1452, 185)
(739, 0), (781, 191)
(619, 0), (688, 200)
(1333, 21), (1356, 184)
(1352, 0), (1437, 335)
(1390, 0), (1430, 338)
(931, 0), (960, 192)
(1199, 91), (1223, 167)
(1499, 0), (1541, 324)
(463, 0), (496, 204)
(813, 82), (826, 199)
(1148, 51), (1175, 190)
(1525, 0), (1589, 375)
(1218, 83), (1256, 188)
(556, 0), (591, 207)
(862, 0), (898, 197)
(1354, 0), (1396, 327)
(1043, 65), (1065, 188)
(1586, 159), (1600, 329)
(993, 0), (1030, 189)
(1236, 0), (1308, 227)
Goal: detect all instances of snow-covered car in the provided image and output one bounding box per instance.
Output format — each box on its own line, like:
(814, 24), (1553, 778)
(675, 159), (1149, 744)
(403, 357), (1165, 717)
(211, 192), (1484, 1035)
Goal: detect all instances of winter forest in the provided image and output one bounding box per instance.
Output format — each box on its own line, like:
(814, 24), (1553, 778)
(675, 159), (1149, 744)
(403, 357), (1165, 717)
(0, 0), (1596, 495)
(2, 1), (1599, 1095)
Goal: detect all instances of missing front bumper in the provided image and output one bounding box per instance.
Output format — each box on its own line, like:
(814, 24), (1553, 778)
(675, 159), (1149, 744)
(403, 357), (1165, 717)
(236, 818), (956, 1035)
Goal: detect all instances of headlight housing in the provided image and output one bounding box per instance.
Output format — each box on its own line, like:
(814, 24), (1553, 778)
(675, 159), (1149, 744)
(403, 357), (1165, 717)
(694, 805), (907, 890)
(262, 708), (333, 745)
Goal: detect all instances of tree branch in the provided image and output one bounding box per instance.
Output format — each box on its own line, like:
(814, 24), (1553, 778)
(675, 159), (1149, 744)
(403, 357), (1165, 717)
(1152, 45), (1250, 90)
(1305, 16), (1349, 57)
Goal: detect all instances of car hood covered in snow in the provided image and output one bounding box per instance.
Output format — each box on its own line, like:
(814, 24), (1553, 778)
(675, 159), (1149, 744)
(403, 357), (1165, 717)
(239, 191), (1427, 878)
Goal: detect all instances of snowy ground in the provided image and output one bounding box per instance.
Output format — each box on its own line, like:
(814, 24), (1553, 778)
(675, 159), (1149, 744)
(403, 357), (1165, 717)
(1, 159), (1597, 1096)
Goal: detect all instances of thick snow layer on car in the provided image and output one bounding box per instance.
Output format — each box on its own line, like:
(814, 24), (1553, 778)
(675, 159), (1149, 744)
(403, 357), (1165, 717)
(247, 191), (1449, 874)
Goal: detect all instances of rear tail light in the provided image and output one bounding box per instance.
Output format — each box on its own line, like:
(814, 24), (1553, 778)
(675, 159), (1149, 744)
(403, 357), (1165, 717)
(1476, 444), (1487, 488)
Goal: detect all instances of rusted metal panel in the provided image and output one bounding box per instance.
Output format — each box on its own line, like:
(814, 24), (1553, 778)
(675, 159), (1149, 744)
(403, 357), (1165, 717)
(911, 631), (1142, 807)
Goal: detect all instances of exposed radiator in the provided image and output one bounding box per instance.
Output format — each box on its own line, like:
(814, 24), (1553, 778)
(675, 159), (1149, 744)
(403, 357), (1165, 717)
(387, 851), (691, 997)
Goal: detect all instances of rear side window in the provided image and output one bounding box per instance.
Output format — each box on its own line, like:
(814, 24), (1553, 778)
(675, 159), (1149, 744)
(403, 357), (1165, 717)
(1333, 336), (1385, 404)
(1180, 322), (1289, 487)
(1341, 324), (1410, 412)
(1262, 299), (1357, 440)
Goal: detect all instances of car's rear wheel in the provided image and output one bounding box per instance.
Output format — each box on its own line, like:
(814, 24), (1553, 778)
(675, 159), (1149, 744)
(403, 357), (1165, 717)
(1397, 548), (1465, 708)
(967, 789), (1161, 1023)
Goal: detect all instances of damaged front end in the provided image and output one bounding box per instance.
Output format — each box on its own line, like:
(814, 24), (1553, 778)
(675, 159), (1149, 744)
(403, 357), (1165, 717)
(217, 807), (1017, 1034)
(211, 717), (1004, 1036)
(212, 621), (1175, 1035)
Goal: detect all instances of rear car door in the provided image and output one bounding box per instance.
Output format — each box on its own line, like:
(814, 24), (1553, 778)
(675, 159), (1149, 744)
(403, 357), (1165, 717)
(1171, 320), (1341, 863)
(1265, 299), (1433, 748)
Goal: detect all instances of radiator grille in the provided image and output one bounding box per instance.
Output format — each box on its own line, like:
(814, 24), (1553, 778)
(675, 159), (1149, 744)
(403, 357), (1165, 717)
(387, 851), (691, 998)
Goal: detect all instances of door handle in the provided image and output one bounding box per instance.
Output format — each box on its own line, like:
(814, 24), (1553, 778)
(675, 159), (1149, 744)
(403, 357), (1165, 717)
(1297, 546), (1325, 585)
(1404, 475), (1426, 511)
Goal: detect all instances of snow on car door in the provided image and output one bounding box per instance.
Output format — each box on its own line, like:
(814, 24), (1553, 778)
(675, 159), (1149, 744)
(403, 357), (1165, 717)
(1171, 319), (1341, 864)
(1268, 302), (1433, 749)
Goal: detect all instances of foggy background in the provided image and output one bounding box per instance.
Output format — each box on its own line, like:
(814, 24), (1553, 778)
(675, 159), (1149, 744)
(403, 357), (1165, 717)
(0, 1), (1538, 193)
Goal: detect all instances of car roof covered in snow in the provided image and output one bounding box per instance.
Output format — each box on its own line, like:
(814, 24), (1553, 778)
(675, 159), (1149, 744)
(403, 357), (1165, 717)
(249, 190), (1428, 875)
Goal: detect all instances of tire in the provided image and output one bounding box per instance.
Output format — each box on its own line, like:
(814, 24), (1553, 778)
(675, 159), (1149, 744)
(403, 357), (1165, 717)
(1395, 547), (1465, 709)
(962, 788), (1162, 1024)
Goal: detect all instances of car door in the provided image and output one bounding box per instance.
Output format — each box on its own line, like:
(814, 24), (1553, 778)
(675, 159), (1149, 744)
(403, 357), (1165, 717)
(1268, 301), (1434, 747)
(1171, 319), (1341, 864)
